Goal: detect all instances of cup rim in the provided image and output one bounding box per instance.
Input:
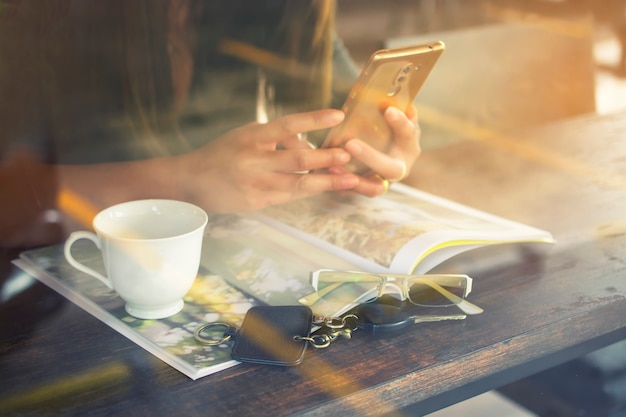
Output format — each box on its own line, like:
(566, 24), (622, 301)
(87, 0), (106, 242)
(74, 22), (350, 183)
(93, 199), (208, 241)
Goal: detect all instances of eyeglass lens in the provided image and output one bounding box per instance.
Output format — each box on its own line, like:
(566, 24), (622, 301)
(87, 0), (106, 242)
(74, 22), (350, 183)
(407, 278), (466, 306)
(317, 275), (381, 305)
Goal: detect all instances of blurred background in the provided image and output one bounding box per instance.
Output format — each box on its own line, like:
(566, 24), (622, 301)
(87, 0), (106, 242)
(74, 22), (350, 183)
(336, 0), (626, 151)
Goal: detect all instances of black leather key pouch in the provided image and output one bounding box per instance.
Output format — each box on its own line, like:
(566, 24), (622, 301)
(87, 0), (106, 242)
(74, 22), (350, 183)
(230, 305), (313, 366)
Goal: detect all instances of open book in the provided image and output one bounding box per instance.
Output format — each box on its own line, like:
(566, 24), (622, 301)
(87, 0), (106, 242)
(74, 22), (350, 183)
(202, 182), (553, 317)
(14, 183), (553, 379)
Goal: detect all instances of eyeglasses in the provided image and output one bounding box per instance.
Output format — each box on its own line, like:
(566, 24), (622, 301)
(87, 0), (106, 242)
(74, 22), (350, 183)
(301, 269), (483, 315)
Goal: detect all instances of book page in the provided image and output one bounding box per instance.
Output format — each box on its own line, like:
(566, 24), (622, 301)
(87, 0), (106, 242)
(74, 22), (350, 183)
(201, 213), (358, 313)
(256, 184), (553, 273)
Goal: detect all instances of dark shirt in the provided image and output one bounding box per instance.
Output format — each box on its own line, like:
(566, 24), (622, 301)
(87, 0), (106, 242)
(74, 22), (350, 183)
(0, 2), (359, 165)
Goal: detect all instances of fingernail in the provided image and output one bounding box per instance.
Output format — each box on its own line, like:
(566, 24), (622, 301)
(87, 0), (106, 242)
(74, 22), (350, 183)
(326, 110), (345, 124)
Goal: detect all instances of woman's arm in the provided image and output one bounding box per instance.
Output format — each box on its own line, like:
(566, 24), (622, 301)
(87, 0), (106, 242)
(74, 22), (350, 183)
(57, 109), (359, 219)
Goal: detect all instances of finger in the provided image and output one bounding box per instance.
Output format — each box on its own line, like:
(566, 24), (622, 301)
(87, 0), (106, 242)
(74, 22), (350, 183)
(257, 109), (344, 144)
(350, 174), (389, 198)
(382, 107), (421, 174)
(384, 106), (420, 155)
(268, 148), (352, 173)
(344, 139), (407, 181)
(258, 171), (360, 202)
(280, 133), (316, 150)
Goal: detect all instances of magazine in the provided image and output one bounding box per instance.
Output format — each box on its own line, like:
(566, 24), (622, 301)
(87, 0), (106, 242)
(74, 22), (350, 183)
(14, 243), (259, 380)
(14, 183), (554, 379)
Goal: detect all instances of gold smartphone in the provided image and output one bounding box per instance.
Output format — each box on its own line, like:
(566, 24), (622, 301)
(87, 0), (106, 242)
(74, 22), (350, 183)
(323, 41), (445, 174)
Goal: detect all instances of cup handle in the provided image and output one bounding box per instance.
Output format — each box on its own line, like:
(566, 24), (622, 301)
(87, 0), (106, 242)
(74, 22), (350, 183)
(63, 231), (114, 290)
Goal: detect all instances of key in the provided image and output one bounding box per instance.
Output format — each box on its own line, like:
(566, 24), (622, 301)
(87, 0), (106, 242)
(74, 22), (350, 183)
(353, 303), (466, 338)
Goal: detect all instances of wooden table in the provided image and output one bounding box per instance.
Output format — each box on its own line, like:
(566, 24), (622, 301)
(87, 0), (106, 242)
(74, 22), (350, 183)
(1, 110), (625, 416)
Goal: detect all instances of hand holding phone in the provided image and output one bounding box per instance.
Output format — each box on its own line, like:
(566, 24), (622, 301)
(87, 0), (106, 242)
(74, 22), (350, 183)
(323, 41), (444, 175)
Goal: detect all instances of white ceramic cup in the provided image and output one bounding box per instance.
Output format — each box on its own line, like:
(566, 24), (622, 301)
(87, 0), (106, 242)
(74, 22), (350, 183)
(64, 199), (208, 319)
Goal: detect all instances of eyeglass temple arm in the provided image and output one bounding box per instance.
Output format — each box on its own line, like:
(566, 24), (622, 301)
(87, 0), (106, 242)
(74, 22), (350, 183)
(384, 273), (469, 288)
(298, 281), (341, 306)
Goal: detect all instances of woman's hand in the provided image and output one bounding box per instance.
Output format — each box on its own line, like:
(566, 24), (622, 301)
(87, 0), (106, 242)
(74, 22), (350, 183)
(178, 109), (360, 212)
(332, 105), (421, 197)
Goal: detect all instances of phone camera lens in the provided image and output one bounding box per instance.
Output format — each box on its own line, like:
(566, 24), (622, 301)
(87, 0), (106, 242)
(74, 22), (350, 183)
(386, 85), (401, 97)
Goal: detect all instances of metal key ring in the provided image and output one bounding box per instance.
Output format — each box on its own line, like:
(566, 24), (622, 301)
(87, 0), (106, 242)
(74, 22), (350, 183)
(294, 334), (332, 349)
(315, 313), (359, 330)
(194, 322), (236, 346)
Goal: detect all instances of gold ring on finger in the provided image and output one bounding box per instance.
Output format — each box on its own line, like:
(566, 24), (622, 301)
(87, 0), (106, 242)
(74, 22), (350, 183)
(372, 174), (390, 195)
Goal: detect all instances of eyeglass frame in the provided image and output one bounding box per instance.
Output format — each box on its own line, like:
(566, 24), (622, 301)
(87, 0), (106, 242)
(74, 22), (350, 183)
(307, 269), (483, 315)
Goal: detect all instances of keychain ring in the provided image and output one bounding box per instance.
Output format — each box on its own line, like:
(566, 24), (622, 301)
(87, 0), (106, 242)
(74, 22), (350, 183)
(326, 314), (359, 329)
(294, 334), (332, 349)
(194, 322), (235, 346)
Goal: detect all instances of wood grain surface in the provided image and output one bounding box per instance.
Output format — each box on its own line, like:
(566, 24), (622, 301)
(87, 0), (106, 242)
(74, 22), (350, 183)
(1, 110), (625, 417)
